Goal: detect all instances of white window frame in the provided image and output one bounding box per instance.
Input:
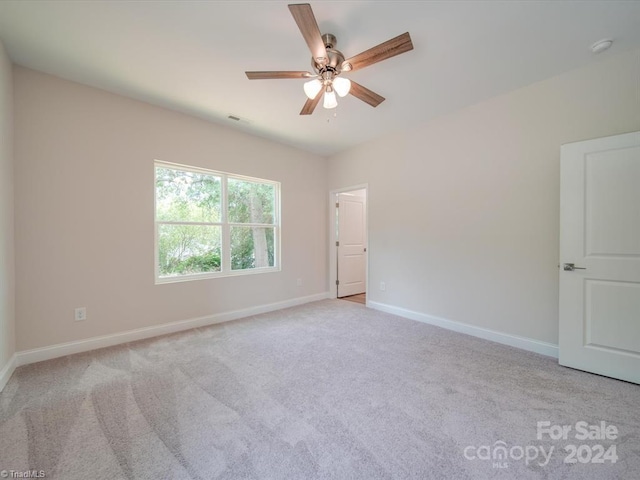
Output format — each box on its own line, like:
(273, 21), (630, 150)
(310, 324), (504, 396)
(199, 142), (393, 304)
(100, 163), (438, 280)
(154, 160), (281, 284)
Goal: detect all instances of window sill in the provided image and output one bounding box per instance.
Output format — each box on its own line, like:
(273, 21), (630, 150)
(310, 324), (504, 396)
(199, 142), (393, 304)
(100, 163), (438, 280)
(155, 266), (281, 285)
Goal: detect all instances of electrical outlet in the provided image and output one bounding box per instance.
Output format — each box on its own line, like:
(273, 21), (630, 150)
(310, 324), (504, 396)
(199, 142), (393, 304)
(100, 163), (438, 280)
(75, 307), (87, 321)
(296, 278), (303, 286)
(380, 282), (386, 291)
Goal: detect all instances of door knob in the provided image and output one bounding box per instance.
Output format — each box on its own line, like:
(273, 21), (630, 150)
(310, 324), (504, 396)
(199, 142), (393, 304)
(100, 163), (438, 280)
(563, 263), (586, 271)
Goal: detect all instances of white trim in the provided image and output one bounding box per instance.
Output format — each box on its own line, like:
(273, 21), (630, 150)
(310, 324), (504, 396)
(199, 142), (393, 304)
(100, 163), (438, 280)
(0, 353), (17, 392)
(156, 264), (281, 285)
(329, 184), (369, 299)
(16, 292), (329, 367)
(368, 301), (559, 358)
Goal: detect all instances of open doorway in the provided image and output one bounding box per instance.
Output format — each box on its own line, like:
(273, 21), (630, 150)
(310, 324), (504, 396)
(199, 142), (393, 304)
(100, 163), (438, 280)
(330, 187), (368, 304)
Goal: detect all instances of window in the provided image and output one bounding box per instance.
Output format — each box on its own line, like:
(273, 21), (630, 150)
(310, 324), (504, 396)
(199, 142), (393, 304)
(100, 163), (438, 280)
(154, 161), (280, 283)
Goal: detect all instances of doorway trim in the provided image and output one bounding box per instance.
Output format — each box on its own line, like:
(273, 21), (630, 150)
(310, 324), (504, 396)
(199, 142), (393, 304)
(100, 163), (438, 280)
(329, 184), (369, 302)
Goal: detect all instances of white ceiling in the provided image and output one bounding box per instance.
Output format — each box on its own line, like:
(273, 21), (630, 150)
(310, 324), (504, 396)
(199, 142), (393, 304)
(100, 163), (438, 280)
(1, 1), (639, 156)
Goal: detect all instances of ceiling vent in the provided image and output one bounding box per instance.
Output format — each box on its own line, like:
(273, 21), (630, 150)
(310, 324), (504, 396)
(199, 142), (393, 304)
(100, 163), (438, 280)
(227, 114), (251, 124)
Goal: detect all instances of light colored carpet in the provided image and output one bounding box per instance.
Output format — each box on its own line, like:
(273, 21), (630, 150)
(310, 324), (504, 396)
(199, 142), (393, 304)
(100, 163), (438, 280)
(0, 300), (638, 479)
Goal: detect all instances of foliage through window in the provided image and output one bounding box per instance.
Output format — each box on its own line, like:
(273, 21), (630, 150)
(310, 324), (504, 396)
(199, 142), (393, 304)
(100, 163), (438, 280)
(155, 162), (279, 282)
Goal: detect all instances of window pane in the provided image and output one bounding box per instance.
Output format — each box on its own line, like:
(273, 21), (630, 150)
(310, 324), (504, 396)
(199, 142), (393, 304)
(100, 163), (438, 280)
(158, 224), (221, 277)
(228, 178), (274, 224)
(231, 226), (275, 270)
(156, 167), (221, 223)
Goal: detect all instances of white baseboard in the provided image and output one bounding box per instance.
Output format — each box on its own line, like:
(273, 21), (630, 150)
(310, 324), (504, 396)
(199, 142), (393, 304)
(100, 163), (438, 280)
(0, 353), (17, 392)
(16, 292), (330, 367)
(367, 301), (559, 358)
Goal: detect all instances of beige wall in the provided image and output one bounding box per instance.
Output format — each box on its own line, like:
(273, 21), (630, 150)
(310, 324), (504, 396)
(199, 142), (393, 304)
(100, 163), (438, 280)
(328, 48), (640, 345)
(14, 67), (327, 351)
(0, 39), (15, 373)
(10, 48), (640, 354)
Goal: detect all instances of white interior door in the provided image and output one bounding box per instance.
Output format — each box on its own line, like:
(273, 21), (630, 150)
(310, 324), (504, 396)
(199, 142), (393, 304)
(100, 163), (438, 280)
(559, 131), (640, 384)
(337, 192), (366, 297)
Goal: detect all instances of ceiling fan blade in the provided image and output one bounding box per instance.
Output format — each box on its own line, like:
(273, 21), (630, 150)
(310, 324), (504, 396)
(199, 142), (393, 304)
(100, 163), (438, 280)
(288, 3), (328, 64)
(343, 32), (413, 72)
(349, 81), (385, 107)
(300, 89), (322, 115)
(246, 71), (312, 80)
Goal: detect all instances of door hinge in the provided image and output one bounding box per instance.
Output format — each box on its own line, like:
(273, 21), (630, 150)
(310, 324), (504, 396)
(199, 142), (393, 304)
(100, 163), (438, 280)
(336, 280), (339, 285)
(336, 241), (339, 247)
(336, 202), (339, 208)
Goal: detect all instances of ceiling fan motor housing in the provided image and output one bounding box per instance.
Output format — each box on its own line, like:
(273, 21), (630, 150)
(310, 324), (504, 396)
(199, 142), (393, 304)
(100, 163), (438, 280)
(312, 33), (345, 79)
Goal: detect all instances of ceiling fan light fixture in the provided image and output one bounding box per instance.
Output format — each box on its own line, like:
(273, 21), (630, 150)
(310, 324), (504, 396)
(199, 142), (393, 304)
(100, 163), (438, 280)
(323, 88), (338, 109)
(303, 79), (323, 99)
(246, 4), (414, 115)
(333, 77), (351, 97)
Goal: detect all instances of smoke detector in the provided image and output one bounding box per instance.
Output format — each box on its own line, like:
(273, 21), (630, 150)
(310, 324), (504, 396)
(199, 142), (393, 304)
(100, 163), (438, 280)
(591, 39), (613, 54)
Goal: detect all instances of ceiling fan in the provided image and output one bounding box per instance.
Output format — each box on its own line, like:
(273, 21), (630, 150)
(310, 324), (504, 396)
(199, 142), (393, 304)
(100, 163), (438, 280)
(245, 3), (414, 115)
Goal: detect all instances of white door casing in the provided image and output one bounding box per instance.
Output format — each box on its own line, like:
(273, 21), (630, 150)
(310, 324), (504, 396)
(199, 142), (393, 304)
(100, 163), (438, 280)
(559, 131), (640, 384)
(337, 192), (367, 297)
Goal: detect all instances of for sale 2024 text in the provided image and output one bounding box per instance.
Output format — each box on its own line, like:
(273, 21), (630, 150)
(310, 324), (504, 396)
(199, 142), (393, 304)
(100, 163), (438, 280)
(537, 421), (618, 464)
